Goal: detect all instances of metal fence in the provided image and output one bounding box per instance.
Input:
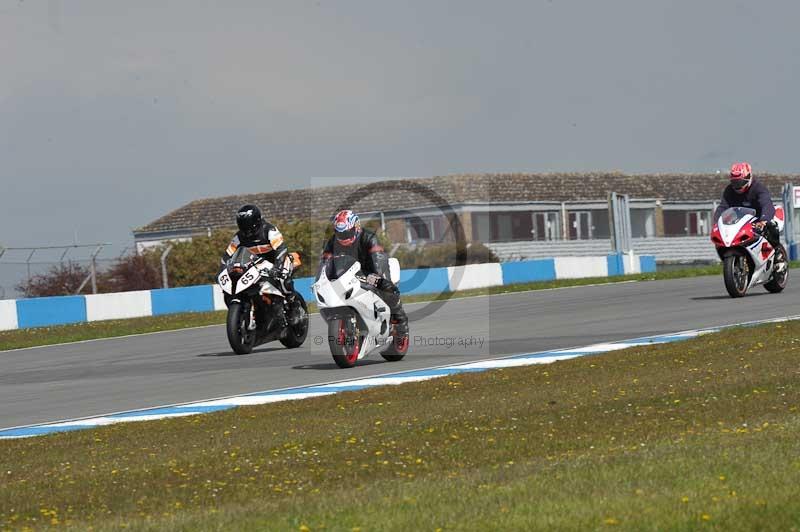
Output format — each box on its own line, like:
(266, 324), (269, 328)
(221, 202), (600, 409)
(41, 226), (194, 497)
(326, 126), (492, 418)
(0, 244), (130, 299)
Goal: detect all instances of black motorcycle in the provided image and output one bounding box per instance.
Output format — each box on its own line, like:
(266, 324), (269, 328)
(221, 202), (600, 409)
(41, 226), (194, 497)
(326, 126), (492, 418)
(217, 247), (309, 354)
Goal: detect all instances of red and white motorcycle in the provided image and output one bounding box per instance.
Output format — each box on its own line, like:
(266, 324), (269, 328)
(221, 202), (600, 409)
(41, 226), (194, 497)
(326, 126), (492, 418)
(711, 206), (788, 297)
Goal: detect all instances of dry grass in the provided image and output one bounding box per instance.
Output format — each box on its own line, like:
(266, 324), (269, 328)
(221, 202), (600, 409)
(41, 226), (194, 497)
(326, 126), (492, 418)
(2, 321), (800, 530)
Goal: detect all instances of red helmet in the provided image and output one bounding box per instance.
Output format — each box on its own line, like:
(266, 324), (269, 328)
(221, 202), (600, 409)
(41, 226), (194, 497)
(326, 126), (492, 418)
(332, 209), (361, 246)
(729, 162), (752, 193)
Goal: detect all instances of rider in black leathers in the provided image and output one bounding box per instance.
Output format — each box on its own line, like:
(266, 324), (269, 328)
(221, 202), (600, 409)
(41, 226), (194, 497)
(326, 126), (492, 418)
(220, 204), (295, 298)
(319, 210), (409, 342)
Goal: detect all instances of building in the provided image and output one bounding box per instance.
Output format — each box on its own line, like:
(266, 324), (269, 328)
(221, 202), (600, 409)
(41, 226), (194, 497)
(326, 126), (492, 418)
(133, 173), (799, 259)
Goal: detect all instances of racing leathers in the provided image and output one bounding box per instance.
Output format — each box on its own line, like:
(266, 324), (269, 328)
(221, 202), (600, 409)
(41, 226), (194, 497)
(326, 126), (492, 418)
(319, 228), (408, 335)
(220, 220), (295, 297)
(713, 178), (781, 248)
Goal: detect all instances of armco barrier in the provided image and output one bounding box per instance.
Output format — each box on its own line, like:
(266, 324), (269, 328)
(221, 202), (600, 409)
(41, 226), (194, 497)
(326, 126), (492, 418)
(447, 263), (503, 291)
(16, 295), (87, 329)
(500, 259), (556, 285)
(0, 255), (656, 331)
(151, 286), (214, 315)
(400, 267), (450, 295)
(0, 300), (18, 331)
(85, 290), (152, 322)
(554, 256), (608, 279)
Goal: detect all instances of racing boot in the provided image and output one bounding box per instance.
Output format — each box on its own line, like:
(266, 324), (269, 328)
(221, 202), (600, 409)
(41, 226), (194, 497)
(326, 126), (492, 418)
(774, 245), (788, 273)
(389, 304), (409, 353)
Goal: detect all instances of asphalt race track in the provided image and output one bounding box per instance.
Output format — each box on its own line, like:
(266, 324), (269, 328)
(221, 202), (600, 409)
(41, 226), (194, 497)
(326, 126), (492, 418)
(2, 275), (798, 429)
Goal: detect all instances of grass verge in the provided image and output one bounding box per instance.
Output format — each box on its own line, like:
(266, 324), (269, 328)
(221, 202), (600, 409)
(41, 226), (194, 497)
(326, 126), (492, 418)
(2, 261), (797, 352)
(2, 320), (799, 530)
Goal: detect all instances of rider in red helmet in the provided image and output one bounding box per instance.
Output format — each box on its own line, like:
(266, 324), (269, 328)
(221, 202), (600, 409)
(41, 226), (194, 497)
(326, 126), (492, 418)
(318, 210), (409, 348)
(713, 162), (786, 268)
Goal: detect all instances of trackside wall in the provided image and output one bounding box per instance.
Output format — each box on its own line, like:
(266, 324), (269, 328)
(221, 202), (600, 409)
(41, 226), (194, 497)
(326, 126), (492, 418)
(0, 255), (656, 331)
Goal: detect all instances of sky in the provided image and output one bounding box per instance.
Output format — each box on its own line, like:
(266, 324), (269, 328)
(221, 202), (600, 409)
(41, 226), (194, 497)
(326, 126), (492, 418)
(1, 0), (800, 294)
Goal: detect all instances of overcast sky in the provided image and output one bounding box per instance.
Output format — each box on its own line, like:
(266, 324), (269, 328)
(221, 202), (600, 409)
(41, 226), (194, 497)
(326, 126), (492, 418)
(1, 0), (799, 292)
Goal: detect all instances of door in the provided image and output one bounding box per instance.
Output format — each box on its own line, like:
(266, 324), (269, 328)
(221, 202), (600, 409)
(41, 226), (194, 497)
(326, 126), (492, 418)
(568, 211), (591, 240)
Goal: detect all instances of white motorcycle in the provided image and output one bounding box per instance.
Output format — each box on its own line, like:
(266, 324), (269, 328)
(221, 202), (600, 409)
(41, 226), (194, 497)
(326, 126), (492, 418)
(312, 254), (407, 368)
(711, 206), (788, 297)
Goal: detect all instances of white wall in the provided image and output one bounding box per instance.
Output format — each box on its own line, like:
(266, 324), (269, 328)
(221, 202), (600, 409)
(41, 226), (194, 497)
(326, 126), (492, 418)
(623, 252), (642, 274)
(212, 284), (227, 311)
(447, 263), (503, 291)
(554, 257), (608, 279)
(85, 291), (152, 322)
(0, 300), (18, 331)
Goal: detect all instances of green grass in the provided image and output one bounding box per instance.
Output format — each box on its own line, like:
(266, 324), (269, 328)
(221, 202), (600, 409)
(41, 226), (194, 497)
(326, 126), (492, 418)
(2, 320), (800, 530)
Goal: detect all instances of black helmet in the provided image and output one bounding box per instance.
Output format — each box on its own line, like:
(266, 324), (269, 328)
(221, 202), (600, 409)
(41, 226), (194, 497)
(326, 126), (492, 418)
(236, 204), (262, 238)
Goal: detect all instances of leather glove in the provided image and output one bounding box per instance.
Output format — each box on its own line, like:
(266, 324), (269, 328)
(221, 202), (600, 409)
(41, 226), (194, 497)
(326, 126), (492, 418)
(753, 220), (766, 231)
(365, 273), (382, 288)
(269, 266), (286, 279)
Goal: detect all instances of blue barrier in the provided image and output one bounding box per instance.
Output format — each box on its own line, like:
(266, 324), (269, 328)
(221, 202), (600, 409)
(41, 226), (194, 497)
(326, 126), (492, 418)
(293, 277), (315, 303)
(16, 295), (87, 328)
(400, 267), (450, 295)
(606, 254), (625, 276)
(500, 259), (556, 284)
(4, 255), (660, 330)
(151, 286), (213, 315)
(640, 255), (657, 273)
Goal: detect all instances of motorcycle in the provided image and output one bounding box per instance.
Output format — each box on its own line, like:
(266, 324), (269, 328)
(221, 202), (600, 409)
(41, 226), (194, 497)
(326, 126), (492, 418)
(217, 247), (309, 354)
(312, 254), (407, 368)
(711, 206), (788, 298)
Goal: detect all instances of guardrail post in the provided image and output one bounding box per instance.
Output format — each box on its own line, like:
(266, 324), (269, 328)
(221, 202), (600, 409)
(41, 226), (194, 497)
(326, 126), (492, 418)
(783, 183), (797, 260)
(609, 192), (632, 254)
(161, 245), (174, 289)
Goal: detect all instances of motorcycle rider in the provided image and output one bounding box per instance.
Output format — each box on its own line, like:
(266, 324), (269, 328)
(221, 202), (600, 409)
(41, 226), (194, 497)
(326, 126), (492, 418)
(220, 204), (298, 313)
(319, 210), (409, 350)
(713, 162), (786, 270)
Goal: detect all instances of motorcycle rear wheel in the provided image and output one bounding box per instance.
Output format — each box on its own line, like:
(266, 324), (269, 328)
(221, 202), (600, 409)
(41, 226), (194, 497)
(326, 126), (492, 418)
(723, 253), (749, 298)
(764, 247), (788, 293)
(227, 302), (256, 354)
(328, 318), (362, 369)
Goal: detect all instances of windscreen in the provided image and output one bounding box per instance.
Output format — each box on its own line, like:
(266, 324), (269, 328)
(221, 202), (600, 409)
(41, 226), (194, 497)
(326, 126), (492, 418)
(228, 246), (255, 267)
(325, 254), (359, 280)
(719, 207), (756, 226)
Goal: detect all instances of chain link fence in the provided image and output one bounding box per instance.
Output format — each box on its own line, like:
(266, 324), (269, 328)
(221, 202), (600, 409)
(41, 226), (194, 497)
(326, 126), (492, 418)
(0, 244), (132, 300)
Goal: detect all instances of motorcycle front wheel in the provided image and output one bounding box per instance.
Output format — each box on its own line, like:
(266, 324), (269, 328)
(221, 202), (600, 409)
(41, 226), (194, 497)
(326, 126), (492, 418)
(280, 293), (309, 348)
(227, 301), (256, 354)
(328, 318), (362, 368)
(723, 253), (749, 298)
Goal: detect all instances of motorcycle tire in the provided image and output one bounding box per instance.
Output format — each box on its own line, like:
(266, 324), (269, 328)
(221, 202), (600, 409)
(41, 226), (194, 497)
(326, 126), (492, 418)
(764, 247), (788, 293)
(227, 302), (256, 354)
(381, 328), (409, 362)
(328, 318), (362, 369)
(723, 253), (749, 298)
(280, 293), (309, 348)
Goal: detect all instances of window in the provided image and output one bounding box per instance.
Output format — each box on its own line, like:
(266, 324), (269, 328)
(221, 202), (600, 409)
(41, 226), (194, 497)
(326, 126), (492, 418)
(663, 210), (711, 236)
(407, 218), (433, 242)
(630, 209), (655, 238)
(568, 211), (592, 240)
(533, 212), (560, 240)
(472, 213), (491, 242)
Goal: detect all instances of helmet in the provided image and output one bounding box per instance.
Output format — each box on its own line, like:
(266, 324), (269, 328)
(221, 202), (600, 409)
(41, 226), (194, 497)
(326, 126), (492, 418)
(332, 209), (361, 246)
(729, 162), (753, 193)
(236, 204), (262, 238)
